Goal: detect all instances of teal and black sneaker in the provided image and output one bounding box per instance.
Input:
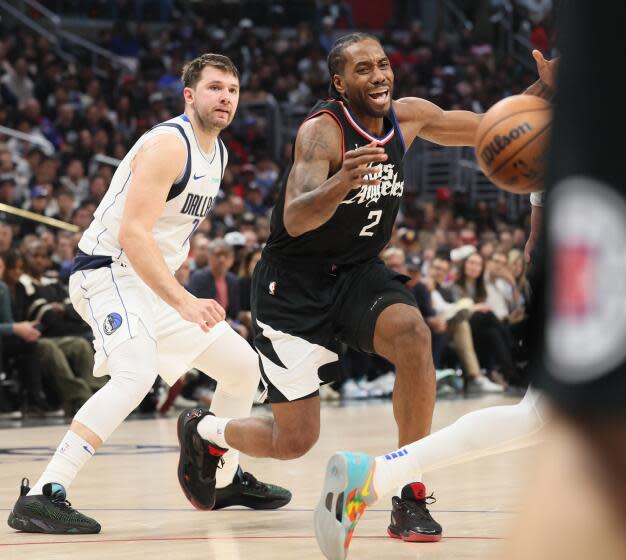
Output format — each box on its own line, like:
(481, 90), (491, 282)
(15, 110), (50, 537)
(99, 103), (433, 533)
(7, 478), (101, 534)
(213, 466), (292, 510)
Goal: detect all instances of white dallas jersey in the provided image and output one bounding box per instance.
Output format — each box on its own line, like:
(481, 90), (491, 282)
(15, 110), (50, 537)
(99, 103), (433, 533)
(79, 114), (226, 272)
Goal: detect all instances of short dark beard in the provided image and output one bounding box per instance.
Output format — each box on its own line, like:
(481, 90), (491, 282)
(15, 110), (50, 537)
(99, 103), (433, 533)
(343, 84), (393, 119)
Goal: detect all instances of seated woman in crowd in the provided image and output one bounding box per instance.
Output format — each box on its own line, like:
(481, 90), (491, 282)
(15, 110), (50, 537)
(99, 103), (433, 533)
(452, 251), (524, 387)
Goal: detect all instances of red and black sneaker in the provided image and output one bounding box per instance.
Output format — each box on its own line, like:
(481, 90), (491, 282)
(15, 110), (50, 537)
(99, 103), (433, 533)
(177, 408), (227, 510)
(387, 482), (442, 542)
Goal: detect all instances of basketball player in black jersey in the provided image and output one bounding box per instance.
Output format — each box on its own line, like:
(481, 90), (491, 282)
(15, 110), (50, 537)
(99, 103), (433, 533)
(190, 33), (556, 548)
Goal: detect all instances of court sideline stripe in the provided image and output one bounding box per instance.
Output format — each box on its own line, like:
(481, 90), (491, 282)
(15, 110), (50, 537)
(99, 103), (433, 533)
(0, 507), (515, 514)
(0, 535), (505, 547)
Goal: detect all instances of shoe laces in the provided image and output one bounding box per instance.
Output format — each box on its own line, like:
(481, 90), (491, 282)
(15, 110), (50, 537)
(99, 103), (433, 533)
(200, 455), (224, 479)
(241, 471), (268, 492)
(50, 495), (77, 514)
(403, 494), (437, 520)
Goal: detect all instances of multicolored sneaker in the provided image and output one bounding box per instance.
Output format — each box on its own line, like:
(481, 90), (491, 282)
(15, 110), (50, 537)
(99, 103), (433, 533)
(177, 407), (227, 510)
(387, 482), (442, 542)
(7, 479), (100, 534)
(213, 466), (292, 510)
(314, 452), (377, 560)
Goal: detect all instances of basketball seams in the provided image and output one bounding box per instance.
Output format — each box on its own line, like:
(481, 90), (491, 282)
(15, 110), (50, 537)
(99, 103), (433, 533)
(475, 106), (551, 152)
(486, 123), (551, 181)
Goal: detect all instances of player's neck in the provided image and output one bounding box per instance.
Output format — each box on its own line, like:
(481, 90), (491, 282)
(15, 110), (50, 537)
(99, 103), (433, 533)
(185, 110), (219, 155)
(343, 102), (385, 137)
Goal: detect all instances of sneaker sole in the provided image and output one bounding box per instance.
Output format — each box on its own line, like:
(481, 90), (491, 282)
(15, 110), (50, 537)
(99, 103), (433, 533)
(314, 452), (375, 560)
(176, 411), (215, 511)
(387, 526), (442, 542)
(213, 493), (292, 511)
(7, 511), (100, 534)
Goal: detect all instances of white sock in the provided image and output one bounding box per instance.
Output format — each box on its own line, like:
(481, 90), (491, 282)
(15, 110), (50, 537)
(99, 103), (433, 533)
(373, 389), (545, 499)
(197, 415), (231, 449)
(209, 387), (249, 488)
(28, 431), (95, 495)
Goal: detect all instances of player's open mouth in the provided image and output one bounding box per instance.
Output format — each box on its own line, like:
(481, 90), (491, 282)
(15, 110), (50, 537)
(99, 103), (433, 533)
(215, 109), (230, 118)
(368, 89), (389, 105)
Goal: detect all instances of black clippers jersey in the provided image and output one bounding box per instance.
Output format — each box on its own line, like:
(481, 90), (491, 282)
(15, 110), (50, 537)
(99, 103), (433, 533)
(265, 99), (406, 265)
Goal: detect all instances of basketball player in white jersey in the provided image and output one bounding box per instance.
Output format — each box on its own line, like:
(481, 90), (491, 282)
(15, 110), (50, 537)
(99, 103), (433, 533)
(7, 54), (290, 535)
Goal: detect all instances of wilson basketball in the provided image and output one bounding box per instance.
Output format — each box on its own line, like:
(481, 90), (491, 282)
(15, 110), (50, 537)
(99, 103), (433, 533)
(475, 95), (552, 194)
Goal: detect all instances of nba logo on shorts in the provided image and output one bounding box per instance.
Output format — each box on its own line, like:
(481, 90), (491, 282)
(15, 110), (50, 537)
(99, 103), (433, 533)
(269, 281), (277, 296)
(103, 312), (123, 335)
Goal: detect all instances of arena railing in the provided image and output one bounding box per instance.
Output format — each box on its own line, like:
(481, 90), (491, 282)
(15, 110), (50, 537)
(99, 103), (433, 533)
(12, 0), (134, 74)
(0, 0), (74, 65)
(0, 125), (55, 156)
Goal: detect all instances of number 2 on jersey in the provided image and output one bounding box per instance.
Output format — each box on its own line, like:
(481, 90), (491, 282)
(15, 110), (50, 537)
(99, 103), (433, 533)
(359, 210), (382, 237)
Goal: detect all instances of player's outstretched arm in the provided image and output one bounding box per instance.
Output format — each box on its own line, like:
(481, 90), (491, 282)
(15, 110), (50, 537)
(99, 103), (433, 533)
(394, 49), (557, 150)
(118, 135), (224, 332)
(394, 97), (481, 148)
(284, 115), (387, 237)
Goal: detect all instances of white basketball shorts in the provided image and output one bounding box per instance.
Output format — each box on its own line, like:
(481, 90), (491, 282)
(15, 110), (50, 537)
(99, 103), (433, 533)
(69, 262), (229, 386)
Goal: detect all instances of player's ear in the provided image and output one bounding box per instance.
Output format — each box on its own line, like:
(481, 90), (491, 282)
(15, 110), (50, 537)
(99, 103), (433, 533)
(333, 74), (345, 97)
(183, 86), (194, 105)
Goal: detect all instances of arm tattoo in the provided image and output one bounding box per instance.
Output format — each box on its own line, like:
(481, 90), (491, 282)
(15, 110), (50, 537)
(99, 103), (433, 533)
(300, 124), (330, 162)
(524, 79), (554, 101)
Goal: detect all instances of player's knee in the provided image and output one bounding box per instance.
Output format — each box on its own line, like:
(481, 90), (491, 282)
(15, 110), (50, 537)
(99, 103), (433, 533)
(395, 312), (431, 352)
(109, 368), (158, 408)
(215, 350), (260, 396)
(275, 425), (319, 459)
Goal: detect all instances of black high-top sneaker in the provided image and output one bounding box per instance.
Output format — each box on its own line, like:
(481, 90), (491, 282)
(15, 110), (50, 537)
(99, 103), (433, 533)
(387, 482), (442, 542)
(177, 408), (228, 510)
(214, 466), (292, 510)
(7, 479), (101, 534)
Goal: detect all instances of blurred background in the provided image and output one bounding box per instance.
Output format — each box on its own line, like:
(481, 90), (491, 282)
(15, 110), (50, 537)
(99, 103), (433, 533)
(0, 0), (557, 420)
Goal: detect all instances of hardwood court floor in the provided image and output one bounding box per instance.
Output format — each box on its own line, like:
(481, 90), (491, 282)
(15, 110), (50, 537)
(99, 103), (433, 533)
(0, 394), (535, 560)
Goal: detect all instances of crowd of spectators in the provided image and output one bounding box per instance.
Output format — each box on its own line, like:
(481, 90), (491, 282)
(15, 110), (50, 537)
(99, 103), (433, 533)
(0, 4), (543, 418)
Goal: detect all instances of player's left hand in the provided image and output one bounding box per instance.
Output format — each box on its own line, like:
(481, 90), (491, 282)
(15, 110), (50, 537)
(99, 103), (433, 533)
(532, 49), (559, 91)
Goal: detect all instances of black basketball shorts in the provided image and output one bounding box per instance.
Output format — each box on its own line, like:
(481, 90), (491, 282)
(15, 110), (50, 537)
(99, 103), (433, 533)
(250, 255), (417, 403)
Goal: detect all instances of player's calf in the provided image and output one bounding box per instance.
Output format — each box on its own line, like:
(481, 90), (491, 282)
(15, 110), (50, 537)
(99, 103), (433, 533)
(272, 423), (319, 459)
(177, 407), (293, 510)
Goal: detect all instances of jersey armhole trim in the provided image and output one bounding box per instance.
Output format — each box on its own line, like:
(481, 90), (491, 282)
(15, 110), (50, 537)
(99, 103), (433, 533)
(303, 109), (345, 158)
(217, 138), (226, 179)
(390, 106), (406, 154)
(153, 123), (192, 201)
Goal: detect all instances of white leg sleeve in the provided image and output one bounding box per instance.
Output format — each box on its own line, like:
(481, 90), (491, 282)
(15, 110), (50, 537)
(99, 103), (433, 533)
(373, 388), (546, 499)
(74, 321), (158, 442)
(192, 326), (260, 487)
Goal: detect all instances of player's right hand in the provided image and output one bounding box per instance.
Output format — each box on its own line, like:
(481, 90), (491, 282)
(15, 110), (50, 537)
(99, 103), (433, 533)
(13, 321), (41, 342)
(176, 294), (226, 332)
(337, 141), (388, 189)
